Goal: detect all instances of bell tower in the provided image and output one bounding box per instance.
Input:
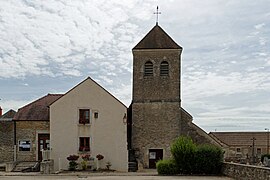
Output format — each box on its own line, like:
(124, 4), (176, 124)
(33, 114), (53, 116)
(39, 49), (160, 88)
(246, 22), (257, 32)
(130, 24), (183, 169)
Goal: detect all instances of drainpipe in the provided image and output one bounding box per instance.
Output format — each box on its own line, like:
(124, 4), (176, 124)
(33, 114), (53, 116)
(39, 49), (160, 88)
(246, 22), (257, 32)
(13, 120), (17, 162)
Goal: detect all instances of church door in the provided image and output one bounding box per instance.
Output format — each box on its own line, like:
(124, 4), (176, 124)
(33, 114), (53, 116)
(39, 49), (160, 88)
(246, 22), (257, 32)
(149, 149), (163, 168)
(38, 134), (50, 161)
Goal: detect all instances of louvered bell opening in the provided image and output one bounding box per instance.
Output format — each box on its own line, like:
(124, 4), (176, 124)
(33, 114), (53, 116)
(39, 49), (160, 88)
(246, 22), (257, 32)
(144, 62), (153, 76)
(160, 62), (169, 76)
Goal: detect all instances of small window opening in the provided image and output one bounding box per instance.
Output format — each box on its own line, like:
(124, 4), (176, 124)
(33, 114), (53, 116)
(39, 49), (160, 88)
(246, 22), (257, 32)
(94, 112), (99, 119)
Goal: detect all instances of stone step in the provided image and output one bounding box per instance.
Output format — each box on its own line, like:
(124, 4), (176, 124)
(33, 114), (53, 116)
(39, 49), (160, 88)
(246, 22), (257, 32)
(12, 161), (39, 172)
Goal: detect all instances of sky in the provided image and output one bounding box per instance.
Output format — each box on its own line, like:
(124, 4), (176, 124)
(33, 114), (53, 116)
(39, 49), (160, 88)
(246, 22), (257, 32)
(0, 0), (270, 132)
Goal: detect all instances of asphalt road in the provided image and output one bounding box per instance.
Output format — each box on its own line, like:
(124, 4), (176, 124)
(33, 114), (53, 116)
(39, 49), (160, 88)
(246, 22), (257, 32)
(0, 175), (233, 180)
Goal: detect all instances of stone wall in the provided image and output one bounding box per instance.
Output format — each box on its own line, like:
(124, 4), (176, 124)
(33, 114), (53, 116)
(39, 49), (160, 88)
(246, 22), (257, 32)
(132, 49), (181, 103)
(0, 121), (14, 162)
(131, 102), (181, 168)
(180, 108), (221, 146)
(15, 121), (49, 161)
(222, 162), (270, 180)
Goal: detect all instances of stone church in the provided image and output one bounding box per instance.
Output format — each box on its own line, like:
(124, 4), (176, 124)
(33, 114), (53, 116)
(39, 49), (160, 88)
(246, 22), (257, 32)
(128, 24), (220, 170)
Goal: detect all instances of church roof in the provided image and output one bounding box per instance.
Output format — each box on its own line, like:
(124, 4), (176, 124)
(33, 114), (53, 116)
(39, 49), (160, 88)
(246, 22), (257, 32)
(13, 94), (63, 121)
(133, 25), (182, 50)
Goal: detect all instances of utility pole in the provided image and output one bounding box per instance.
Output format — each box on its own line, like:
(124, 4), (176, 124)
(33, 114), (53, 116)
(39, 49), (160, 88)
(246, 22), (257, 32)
(265, 128), (269, 154)
(251, 137), (256, 164)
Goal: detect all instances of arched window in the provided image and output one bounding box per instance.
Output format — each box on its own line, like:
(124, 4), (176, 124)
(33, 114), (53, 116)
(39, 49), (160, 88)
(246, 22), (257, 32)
(160, 61), (169, 76)
(144, 61), (153, 76)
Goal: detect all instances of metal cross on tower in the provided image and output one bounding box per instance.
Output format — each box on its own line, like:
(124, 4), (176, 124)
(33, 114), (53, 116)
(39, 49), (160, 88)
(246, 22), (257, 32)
(154, 6), (161, 25)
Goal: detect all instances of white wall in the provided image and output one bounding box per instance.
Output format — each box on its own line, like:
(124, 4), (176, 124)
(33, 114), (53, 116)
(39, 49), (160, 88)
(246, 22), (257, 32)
(50, 78), (128, 172)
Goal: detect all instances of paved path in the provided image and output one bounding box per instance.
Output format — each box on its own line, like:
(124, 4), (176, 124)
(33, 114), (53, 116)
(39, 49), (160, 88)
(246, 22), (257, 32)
(0, 172), (233, 180)
(0, 175), (233, 180)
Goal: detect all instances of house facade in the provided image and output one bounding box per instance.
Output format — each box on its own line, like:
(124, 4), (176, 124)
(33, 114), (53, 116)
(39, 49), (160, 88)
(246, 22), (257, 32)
(13, 94), (63, 162)
(50, 77), (128, 172)
(0, 109), (16, 162)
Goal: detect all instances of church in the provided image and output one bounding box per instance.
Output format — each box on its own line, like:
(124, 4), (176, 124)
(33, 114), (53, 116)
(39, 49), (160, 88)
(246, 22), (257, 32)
(127, 23), (220, 170)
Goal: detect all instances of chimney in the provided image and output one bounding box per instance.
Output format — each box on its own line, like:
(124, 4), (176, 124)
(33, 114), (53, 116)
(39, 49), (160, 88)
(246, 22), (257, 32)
(0, 106), (2, 116)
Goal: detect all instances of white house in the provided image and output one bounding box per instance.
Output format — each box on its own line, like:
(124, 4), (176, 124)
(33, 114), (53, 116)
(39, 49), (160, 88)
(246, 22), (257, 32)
(50, 77), (128, 172)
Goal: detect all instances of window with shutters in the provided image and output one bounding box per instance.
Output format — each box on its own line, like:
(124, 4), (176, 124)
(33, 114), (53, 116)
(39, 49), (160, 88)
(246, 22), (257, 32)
(144, 61), (153, 76)
(160, 61), (169, 76)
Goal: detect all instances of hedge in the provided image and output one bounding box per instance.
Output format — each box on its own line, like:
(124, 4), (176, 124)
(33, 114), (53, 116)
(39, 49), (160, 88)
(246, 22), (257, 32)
(156, 159), (179, 175)
(157, 136), (224, 175)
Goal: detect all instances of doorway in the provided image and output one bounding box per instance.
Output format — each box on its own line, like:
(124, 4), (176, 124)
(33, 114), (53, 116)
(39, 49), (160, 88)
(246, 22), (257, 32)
(38, 134), (50, 161)
(149, 149), (163, 168)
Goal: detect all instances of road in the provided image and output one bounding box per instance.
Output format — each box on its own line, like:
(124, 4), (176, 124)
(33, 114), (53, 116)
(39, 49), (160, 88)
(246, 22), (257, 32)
(0, 175), (233, 180)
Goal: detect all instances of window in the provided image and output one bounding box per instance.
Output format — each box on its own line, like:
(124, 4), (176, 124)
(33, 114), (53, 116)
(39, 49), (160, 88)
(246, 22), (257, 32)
(144, 61), (153, 76)
(79, 109), (90, 124)
(18, 140), (31, 151)
(236, 148), (241, 153)
(79, 137), (90, 152)
(160, 61), (169, 76)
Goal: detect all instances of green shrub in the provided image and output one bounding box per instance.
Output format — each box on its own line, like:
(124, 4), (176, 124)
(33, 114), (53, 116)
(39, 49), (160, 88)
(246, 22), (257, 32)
(194, 144), (223, 174)
(156, 159), (179, 175)
(170, 136), (196, 173)
(169, 136), (224, 175)
(261, 154), (270, 163)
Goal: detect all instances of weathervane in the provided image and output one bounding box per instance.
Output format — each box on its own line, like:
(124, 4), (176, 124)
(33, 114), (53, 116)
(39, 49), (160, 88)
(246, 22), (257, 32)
(154, 6), (161, 25)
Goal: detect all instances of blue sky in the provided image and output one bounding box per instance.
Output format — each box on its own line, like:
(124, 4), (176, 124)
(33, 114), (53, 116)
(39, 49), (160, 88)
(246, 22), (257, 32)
(0, 0), (270, 132)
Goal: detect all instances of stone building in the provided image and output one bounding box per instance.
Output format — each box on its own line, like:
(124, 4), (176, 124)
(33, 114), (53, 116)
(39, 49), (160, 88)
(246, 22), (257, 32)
(0, 109), (16, 162)
(128, 24), (220, 169)
(13, 94), (63, 162)
(210, 132), (269, 163)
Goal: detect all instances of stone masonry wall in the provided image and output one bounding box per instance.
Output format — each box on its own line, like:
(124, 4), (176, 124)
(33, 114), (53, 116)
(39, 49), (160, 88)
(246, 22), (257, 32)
(132, 102), (181, 168)
(132, 49), (181, 102)
(222, 162), (270, 180)
(180, 109), (220, 146)
(15, 121), (49, 161)
(0, 121), (14, 162)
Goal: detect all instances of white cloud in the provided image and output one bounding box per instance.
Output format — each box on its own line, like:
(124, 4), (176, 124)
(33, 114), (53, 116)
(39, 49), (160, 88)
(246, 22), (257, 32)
(0, 0), (154, 79)
(255, 23), (265, 30)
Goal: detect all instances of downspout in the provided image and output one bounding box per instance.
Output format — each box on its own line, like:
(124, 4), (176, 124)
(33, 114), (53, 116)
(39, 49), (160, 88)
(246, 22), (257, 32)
(13, 120), (16, 162)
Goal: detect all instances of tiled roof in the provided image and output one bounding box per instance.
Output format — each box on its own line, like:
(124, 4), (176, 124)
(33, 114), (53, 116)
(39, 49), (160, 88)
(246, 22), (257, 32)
(0, 109), (16, 120)
(209, 132), (268, 147)
(13, 94), (63, 121)
(133, 25), (182, 49)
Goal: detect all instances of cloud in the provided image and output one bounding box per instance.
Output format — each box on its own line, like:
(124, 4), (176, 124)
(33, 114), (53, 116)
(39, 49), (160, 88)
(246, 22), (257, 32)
(0, 0), (155, 79)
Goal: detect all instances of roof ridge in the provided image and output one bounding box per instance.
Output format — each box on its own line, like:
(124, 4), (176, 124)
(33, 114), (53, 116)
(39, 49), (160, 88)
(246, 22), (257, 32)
(133, 24), (182, 49)
(50, 76), (127, 108)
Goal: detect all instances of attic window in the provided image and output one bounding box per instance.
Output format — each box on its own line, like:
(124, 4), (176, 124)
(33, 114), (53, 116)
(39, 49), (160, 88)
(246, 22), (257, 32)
(160, 61), (169, 76)
(144, 61), (153, 76)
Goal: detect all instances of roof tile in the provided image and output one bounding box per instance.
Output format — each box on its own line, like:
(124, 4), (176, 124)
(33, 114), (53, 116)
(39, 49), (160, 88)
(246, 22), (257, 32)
(13, 94), (63, 121)
(133, 25), (182, 49)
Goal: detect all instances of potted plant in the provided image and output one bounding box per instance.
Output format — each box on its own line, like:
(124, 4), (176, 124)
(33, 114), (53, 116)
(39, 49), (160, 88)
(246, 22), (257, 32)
(96, 154), (104, 170)
(67, 154), (79, 171)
